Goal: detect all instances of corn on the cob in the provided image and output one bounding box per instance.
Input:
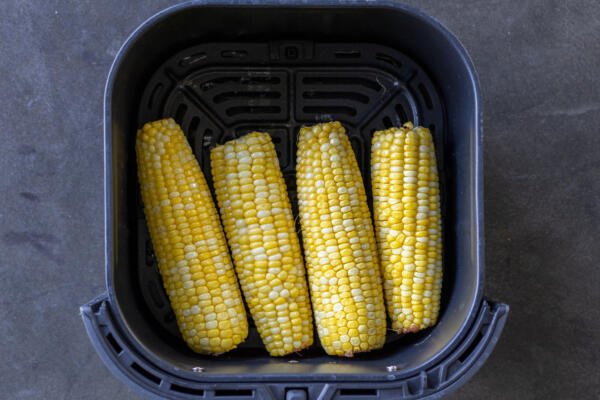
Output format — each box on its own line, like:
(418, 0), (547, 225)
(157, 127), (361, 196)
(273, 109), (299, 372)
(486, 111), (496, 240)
(211, 132), (313, 356)
(296, 121), (386, 357)
(136, 118), (248, 354)
(371, 122), (443, 333)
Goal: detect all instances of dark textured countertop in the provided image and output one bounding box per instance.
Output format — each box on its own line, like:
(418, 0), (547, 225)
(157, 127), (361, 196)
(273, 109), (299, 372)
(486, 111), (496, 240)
(1, 1), (598, 399)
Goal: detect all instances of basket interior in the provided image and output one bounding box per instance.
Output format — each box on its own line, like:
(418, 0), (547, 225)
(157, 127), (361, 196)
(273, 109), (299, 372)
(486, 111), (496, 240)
(107, 4), (481, 379)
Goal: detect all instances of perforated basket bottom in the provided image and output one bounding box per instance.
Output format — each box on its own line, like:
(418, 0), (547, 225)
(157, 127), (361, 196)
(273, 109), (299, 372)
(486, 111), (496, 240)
(136, 41), (446, 356)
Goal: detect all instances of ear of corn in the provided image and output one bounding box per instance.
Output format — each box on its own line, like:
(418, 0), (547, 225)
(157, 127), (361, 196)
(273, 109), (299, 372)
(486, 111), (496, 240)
(136, 118), (248, 354)
(211, 132), (313, 356)
(371, 122), (443, 333)
(296, 121), (386, 357)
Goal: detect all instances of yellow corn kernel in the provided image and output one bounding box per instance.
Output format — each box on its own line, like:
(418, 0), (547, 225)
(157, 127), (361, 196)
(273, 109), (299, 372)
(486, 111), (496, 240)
(297, 121), (386, 356)
(371, 122), (443, 333)
(211, 132), (313, 356)
(136, 118), (248, 355)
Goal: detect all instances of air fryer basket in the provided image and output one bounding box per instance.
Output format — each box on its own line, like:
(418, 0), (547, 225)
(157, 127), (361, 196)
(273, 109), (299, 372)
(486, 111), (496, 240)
(81, 2), (508, 399)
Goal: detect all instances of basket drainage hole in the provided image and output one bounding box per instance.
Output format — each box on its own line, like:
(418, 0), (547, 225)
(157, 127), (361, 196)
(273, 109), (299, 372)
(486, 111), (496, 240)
(171, 384), (204, 395)
(395, 104), (408, 123)
(215, 389), (253, 397)
(175, 104), (188, 124)
(131, 362), (161, 384)
(383, 116), (393, 128)
(189, 117), (200, 134)
(339, 389), (377, 396)
(105, 333), (122, 354)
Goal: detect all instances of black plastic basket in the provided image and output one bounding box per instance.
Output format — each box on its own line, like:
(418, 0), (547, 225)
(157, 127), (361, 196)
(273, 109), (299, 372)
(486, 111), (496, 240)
(81, 1), (508, 399)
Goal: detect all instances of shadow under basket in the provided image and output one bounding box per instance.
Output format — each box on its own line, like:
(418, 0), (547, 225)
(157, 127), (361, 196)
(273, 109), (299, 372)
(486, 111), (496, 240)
(81, 1), (508, 399)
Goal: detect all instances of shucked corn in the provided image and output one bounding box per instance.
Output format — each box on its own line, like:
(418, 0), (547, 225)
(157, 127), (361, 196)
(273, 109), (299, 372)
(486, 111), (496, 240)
(211, 132), (313, 356)
(297, 121), (386, 357)
(136, 118), (248, 354)
(371, 122), (443, 333)
(137, 116), (444, 356)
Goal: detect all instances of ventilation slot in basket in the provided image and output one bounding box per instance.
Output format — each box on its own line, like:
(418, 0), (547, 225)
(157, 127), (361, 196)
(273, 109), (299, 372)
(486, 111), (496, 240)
(458, 331), (484, 363)
(383, 116), (393, 128)
(339, 388), (378, 396)
(175, 103), (188, 125)
(131, 362), (161, 385)
(214, 389), (253, 397)
(303, 106), (357, 117)
(171, 384), (205, 396)
(214, 91), (281, 104)
(302, 77), (381, 92)
(200, 76), (281, 91)
(395, 104), (408, 123)
(225, 106), (281, 117)
(444, 330), (487, 381)
(105, 333), (122, 354)
(189, 116), (200, 134)
(302, 91), (369, 104)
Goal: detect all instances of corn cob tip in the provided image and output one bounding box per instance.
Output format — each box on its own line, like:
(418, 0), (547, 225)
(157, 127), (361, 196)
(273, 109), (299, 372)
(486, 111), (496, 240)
(371, 124), (415, 145)
(139, 117), (176, 132)
(398, 325), (420, 334)
(299, 120), (343, 137)
(212, 131), (271, 150)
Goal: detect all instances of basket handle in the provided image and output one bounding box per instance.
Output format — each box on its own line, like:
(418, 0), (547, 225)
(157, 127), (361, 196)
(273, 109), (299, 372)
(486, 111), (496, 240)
(310, 300), (509, 399)
(81, 294), (280, 399)
(81, 295), (507, 399)
(399, 300), (509, 399)
(80, 294), (172, 399)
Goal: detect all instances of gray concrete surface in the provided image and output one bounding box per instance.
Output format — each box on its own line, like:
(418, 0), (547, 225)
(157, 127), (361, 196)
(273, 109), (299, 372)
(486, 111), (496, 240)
(0, 1), (598, 399)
